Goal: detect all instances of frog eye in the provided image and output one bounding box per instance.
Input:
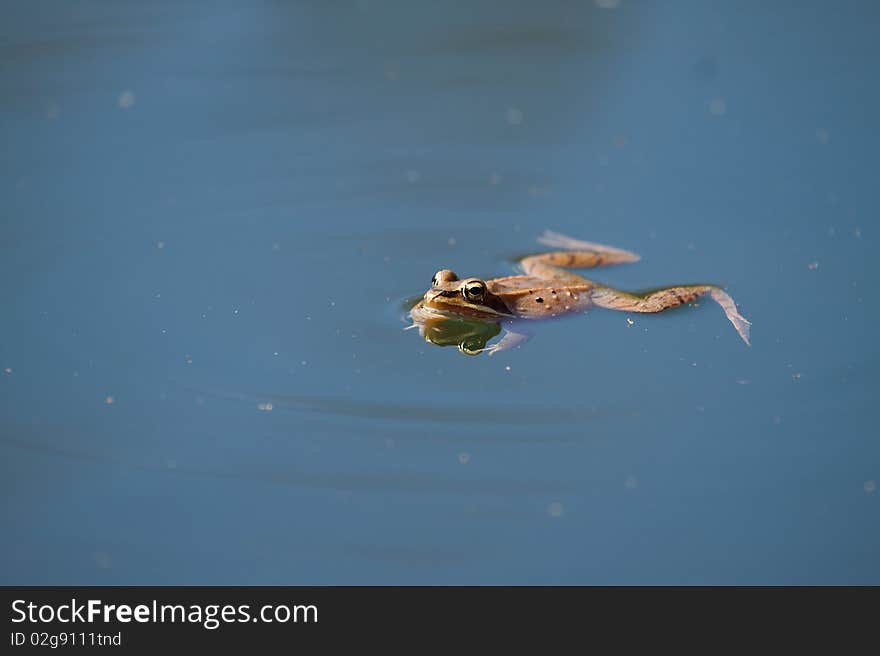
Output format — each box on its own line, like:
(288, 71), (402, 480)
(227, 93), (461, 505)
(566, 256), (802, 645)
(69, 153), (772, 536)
(459, 338), (484, 356)
(462, 279), (487, 303)
(432, 269), (458, 287)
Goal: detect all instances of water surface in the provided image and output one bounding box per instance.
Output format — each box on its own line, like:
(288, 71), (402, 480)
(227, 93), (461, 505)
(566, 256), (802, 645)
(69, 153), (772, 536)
(2, 1), (878, 584)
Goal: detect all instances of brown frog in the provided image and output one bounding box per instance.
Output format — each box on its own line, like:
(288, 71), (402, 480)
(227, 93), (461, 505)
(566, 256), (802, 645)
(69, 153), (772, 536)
(409, 231), (751, 355)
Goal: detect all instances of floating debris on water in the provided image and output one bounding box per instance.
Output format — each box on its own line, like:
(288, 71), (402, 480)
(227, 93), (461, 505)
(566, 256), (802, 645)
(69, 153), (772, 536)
(383, 61), (400, 81)
(709, 98), (727, 116)
(506, 107), (524, 126)
(527, 184), (550, 196)
(117, 90), (135, 109)
(547, 501), (564, 518)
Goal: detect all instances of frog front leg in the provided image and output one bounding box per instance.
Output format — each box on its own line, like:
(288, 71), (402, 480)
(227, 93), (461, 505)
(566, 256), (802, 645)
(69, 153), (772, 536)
(482, 327), (531, 356)
(591, 285), (751, 345)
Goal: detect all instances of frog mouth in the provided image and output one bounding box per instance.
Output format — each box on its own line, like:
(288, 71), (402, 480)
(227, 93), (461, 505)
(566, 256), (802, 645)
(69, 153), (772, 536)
(423, 290), (512, 319)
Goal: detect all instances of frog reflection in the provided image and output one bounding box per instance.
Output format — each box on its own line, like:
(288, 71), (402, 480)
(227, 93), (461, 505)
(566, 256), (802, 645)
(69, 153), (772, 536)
(408, 312), (501, 356)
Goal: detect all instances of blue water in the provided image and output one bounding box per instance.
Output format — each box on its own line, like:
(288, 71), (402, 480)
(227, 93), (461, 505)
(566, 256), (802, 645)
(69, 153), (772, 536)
(2, 1), (878, 584)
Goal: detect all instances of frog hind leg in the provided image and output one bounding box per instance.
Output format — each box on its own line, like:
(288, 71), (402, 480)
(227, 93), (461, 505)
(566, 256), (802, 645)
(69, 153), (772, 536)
(537, 231), (641, 259)
(591, 284), (751, 345)
(521, 231), (640, 281)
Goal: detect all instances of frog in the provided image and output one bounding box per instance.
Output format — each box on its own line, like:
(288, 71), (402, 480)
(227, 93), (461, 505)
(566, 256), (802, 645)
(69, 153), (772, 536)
(408, 231), (751, 355)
